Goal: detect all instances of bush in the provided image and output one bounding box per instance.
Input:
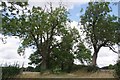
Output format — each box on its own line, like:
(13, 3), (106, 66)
(34, 65), (41, 72)
(108, 64), (114, 69)
(52, 68), (61, 74)
(100, 64), (115, 70)
(26, 66), (34, 72)
(72, 64), (87, 71)
(2, 66), (21, 78)
(86, 65), (99, 72)
(71, 64), (99, 72)
(114, 60), (120, 79)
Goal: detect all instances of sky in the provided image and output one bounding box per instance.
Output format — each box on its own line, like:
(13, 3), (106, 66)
(0, 0), (119, 68)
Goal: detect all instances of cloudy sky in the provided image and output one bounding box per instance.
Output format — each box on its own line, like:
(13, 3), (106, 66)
(0, 0), (119, 68)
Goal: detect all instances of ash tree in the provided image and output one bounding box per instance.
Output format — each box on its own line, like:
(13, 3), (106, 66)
(80, 2), (119, 66)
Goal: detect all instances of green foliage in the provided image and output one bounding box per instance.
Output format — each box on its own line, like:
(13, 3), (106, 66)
(80, 2), (118, 48)
(1, 2), (70, 70)
(72, 64), (88, 71)
(75, 42), (92, 65)
(28, 27), (91, 72)
(2, 65), (21, 78)
(86, 65), (99, 72)
(51, 68), (61, 74)
(114, 60), (120, 79)
(51, 28), (76, 72)
(80, 2), (119, 65)
(72, 64), (99, 72)
(34, 65), (41, 72)
(1, 1), (92, 72)
(101, 64), (115, 70)
(29, 51), (42, 66)
(108, 64), (115, 69)
(25, 66), (35, 72)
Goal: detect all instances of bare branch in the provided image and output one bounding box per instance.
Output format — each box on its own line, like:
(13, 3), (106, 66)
(109, 46), (118, 53)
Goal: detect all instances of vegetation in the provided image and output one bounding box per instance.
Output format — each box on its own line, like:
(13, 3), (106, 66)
(2, 65), (21, 78)
(80, 2), (119, 66)
(114, 60), (120, 79)
(1, 1), (120, 78)
(1, 2), (91, 72)
(100, 64), (115, 69)
(28, 28), (92, 72)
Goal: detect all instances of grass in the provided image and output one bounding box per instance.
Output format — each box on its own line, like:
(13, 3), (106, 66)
(15, 70), (115, 78)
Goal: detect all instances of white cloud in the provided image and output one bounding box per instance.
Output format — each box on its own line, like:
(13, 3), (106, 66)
(97, 46), (118, 67)
(28, 0), (90, 3)
(0, 37), (20, 58)
(69, 21), (79, 28)
(28, 0), (89, 10)
(0, 36), (34, 67)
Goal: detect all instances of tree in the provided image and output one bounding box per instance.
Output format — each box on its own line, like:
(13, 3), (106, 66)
(75, 42), (92, 65)
(51, 28), (81, 72)
(80, 2), (119, 66)
(29, 50), (42, 66)
(29, 27), (92, 72)
(1, 2), (69, 70)
(1, 1), (92, 71)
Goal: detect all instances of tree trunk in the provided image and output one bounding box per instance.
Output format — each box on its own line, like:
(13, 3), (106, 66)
(41, 58), (47, 71)
(41, 54), (50, 70)
(92, 52), (98, 66)
(40, 49), (48, 71)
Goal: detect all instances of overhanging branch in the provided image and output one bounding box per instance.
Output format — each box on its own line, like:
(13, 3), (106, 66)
(109, 46), (118, 53)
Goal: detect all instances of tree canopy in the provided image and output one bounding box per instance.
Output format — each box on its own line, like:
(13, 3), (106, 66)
(1, 1), (119, 71)
(80, 2), (119, 66)
(1, 2), (92, 71)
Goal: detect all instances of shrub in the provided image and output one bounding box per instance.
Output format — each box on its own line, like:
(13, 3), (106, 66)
(52, 68), (61, 74)
(2, 66), (21, 78)
(86, 65), (99, 72)
(108, 64), (115, 69)
(71, 64), (99, 72)
(72, 64), (87, 71)
(34, 65), (41, 72)
(26, 66), (34, 72)
(100, 64), (115, 70)
(114, 60), (120, 79)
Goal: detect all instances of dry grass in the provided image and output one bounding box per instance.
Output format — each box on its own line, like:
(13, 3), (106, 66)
(71, 70), (114, 78)
(16, 70), (115, 78)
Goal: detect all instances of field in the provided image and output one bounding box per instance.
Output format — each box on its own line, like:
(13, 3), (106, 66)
(3, 70), (119, 80)
(16, 70), (115, 78)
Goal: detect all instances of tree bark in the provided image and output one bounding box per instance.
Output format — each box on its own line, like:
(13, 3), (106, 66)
(41, 58), (47, 71)
(91, 46), (102, 66)
(40, 50), (50, 70)
(92, 52), (98, 66)
(41, 56), (51, 70)
(40, 47), (48, 70)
